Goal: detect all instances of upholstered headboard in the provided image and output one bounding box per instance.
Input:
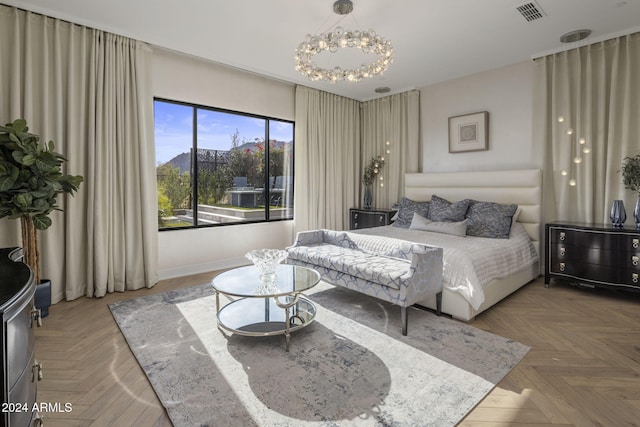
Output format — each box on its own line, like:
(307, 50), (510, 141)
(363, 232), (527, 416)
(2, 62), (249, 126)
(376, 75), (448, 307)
(404, 169), (542, 257)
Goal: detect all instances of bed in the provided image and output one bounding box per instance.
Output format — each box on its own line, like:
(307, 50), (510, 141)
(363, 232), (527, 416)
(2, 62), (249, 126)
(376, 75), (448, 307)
(347, 169), (542, 322)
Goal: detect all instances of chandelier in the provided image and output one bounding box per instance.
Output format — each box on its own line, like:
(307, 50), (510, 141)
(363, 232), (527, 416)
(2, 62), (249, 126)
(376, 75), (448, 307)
(294, 0), (394, 83)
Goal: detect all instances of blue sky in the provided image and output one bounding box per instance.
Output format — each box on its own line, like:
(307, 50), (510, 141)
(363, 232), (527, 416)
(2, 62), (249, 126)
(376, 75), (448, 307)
(154, 100), (293, 164)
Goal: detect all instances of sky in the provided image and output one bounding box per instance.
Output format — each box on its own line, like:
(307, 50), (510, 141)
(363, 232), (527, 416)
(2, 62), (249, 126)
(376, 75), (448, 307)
(154, 100), (293, 164)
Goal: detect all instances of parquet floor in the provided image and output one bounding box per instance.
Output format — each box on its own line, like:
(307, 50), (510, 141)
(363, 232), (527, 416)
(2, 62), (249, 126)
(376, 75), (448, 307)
(33, 274), (640, 426)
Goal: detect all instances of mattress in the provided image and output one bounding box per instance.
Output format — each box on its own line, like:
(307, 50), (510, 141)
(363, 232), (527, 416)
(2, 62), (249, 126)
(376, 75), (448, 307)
(347, 222), (538, 310)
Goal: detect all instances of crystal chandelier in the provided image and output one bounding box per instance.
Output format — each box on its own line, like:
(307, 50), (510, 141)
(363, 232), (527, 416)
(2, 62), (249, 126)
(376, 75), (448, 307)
(294, 0), (394, 83)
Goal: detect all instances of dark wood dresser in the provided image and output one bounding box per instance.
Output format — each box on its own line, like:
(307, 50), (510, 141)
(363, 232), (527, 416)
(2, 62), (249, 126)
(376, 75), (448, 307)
(1, 248), (41, 427)
(545, 222), (640, 291)
(349, 208), (395, 230)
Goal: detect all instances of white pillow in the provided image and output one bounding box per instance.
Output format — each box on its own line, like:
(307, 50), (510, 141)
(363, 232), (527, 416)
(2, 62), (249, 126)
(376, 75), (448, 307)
(409, 212), (468, 237)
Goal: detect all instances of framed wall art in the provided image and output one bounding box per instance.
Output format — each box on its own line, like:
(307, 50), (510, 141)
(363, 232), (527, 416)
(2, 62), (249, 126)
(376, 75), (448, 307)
(448, 111), (488, 153)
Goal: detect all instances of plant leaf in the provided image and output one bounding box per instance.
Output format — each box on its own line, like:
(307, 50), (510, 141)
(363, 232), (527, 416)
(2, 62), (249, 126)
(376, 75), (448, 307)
(32, 214), (52, 230)
(12, 119), (27, 134)
(14, 192), (33, 208)
(12, 150), (24, 164)
(21, 153), (36, 166)
(0, 170), (18, 191)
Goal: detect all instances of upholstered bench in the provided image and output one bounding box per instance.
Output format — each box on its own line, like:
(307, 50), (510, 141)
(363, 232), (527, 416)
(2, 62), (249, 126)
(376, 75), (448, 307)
(286, 229), (443, 335)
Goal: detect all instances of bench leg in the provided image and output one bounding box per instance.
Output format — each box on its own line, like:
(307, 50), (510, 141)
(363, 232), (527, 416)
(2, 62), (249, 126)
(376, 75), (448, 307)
(436, 291), (442, 316)
(401, 306), (408, 336)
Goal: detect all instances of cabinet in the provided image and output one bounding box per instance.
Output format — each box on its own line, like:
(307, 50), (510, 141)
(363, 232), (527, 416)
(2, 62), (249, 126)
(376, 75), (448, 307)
(349, 208), (395, 230)
(1, 248), (41, 427)
(545, 222), (640, 291)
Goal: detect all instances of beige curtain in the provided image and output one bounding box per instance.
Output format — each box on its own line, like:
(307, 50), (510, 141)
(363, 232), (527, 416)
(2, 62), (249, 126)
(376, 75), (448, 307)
(0, 5), (158, 302)
(294, 86), (360, 232)
(533, 32), (640, 224)
(361, 90), (420, 209)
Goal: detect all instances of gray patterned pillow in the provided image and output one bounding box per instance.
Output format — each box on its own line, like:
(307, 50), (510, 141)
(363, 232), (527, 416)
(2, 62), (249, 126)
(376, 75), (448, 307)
(427, 195), (470, 222)
(465, 200), (518, 239)
(393, 197), (430, 228)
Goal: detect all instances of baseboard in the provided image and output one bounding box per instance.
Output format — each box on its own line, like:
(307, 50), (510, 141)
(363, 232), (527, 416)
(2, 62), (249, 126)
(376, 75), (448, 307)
(158, 257), (248, 280)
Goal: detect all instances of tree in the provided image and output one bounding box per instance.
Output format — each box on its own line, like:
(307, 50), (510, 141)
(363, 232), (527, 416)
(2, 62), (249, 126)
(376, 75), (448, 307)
(0, 119), (83, 283)
(156, 163), (191, 211)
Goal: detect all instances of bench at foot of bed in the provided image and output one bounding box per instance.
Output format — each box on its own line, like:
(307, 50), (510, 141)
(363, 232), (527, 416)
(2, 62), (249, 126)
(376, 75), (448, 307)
(286, 229), (443, 335)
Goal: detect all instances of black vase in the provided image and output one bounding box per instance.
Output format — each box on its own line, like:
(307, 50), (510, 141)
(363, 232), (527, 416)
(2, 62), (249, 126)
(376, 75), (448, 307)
(363, 185), (372, 210)
(610, 199), (626, 228)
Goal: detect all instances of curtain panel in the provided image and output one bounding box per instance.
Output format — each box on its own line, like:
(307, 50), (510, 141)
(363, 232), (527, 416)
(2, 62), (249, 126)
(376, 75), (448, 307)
(533, 32), (640, 224)
(361, 90), (420, 209)
(294, 86), (361, 232)
(0, 5), (158, 302)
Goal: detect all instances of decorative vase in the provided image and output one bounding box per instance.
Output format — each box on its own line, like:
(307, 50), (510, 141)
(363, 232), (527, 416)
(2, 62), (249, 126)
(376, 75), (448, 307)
(363, 185), (372, 210)
(634, 195), (640, 229)
(610, 199), (626, 228)
(245, 248), (288, 286)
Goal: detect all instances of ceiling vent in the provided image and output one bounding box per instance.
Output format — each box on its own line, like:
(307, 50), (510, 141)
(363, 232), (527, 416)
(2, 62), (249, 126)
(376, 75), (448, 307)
(515, 1), (546, 22)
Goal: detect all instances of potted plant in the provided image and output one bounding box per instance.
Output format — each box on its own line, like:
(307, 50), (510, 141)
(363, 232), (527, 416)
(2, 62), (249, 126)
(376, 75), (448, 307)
(620, 153), (640, 228)
(0, 119), (83, 311)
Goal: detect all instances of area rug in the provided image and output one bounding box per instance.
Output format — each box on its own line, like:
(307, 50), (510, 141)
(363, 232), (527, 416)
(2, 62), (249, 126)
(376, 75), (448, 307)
(109, 282), (530, 427)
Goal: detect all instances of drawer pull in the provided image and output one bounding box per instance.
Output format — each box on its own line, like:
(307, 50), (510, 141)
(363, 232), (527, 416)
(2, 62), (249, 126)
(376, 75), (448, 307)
(32, 360), (43, 382)
(354, 213), (359, 219)
(379, 215), (384, 222)
(354, 222), (358, 228)
(633, 273), (639, 284)
(560, 232), (566, 241)
(634, 239), (639, 249)
(33, 413), (44, 427)
(634, 256), (639, 266)
(559, 262), (565, 272)
(559, 247), (566, 257)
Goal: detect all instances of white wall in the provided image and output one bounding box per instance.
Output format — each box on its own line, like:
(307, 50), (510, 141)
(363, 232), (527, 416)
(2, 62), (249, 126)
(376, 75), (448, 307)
(419, 61), (535, 172)
(153, 48), (296, 279)
(154, 53), (536, 279)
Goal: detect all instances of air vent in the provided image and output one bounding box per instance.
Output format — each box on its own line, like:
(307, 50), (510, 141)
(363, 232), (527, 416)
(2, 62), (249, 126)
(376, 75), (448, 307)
(515, 1), (546, 22)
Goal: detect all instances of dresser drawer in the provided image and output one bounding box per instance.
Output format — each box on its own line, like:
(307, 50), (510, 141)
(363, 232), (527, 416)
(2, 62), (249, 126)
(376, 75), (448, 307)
(349, 208), (394, 230)
(618, 269), (640, 287)
(619, 234), (640, 251)
(6, 284), (35, 390)
(550, 227), (617, 249)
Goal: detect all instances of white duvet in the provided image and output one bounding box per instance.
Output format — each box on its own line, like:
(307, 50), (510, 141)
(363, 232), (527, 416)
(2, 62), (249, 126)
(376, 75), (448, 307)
(347, 222), (538, 310)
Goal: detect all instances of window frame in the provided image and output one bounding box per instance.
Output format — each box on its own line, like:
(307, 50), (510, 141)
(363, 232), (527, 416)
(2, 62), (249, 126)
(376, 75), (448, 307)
(154, 97), (295, 231)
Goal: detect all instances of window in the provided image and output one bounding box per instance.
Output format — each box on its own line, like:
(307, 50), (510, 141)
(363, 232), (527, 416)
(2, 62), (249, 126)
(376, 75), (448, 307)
(154, 98), (294, 230)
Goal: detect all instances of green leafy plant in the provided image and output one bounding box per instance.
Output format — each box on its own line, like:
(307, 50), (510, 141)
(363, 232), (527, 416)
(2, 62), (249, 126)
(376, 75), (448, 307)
(0, 119), (83, 283)
(621, 154), (640, 193)
(362, 156), (385, 186)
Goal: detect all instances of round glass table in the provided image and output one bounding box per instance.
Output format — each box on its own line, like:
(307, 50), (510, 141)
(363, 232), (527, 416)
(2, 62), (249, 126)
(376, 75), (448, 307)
(211, 264), (320, 351)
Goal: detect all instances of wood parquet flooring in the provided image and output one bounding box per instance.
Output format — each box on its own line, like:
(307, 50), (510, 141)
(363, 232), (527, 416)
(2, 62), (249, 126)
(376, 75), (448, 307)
(33, 274), (640, 426)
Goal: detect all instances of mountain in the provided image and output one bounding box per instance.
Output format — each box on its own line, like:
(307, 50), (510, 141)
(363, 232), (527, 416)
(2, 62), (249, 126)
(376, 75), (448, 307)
(165, 152), (191, 174)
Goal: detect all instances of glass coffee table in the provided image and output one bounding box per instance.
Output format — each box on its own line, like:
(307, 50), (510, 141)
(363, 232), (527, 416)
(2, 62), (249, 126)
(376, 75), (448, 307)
(211, 264), (321, 351)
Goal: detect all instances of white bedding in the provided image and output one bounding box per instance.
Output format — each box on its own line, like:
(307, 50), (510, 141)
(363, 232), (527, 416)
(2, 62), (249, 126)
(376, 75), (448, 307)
(347, 222), (538, 310)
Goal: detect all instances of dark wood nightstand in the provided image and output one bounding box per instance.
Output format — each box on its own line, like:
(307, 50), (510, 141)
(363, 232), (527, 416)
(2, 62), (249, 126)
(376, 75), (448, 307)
(545, 221), (640, 292)
(349, 208), (395, 230)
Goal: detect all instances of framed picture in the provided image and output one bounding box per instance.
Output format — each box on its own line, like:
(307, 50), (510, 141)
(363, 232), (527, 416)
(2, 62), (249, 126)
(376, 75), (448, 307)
(448, 111), (489, 153)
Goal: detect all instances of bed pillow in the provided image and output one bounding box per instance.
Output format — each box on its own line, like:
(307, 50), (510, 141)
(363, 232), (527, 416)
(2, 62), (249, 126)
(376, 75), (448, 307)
(465, 200), (519, 239)
(409, 212), (468, 236)
(393, 197), (430, 228)
(427, 195), (470, 222)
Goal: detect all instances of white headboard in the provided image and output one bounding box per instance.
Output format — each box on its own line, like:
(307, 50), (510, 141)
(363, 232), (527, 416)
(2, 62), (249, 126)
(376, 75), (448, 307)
(404, 169), (542, 257)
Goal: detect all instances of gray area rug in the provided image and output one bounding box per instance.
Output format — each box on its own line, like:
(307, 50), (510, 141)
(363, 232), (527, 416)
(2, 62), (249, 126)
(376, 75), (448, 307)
(109, 282), (530, 427)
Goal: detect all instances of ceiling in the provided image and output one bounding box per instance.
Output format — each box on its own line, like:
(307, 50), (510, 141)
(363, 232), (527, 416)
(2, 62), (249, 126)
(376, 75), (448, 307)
(3, 0), (640, 101)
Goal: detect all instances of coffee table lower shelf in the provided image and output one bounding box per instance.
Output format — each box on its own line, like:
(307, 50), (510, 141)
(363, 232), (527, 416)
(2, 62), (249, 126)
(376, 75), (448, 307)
(216, 295), (316, 351)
